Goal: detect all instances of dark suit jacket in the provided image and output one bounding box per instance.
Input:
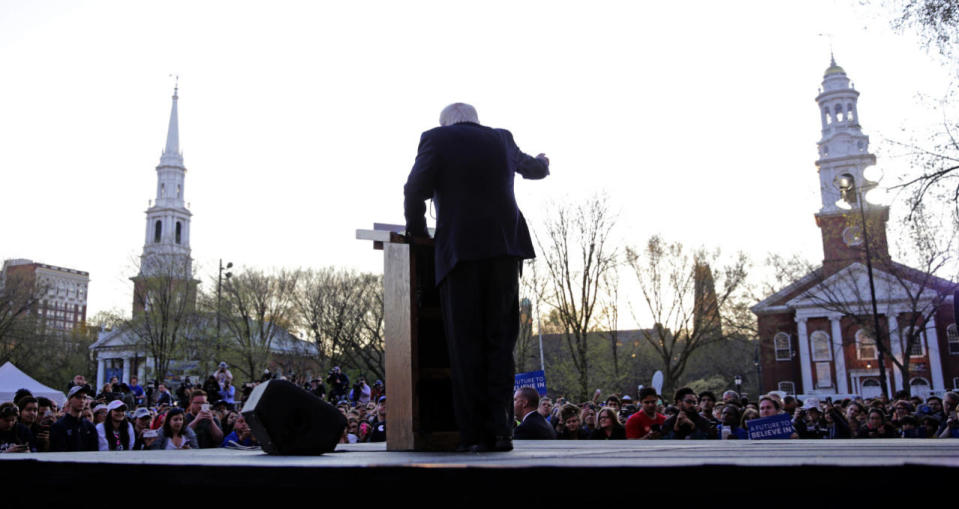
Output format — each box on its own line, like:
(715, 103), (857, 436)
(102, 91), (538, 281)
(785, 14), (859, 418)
(514, 411), (556, 440)
(404, 122), (549, 284)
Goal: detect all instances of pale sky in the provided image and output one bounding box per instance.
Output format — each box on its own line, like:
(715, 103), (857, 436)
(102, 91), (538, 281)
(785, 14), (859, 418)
(0, 1), (953, 321)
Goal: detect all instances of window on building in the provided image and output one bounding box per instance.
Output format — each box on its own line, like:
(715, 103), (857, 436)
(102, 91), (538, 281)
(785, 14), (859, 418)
(846, 103), (855, 122)
(835, 104), (844, 122)
(861, 378), (882, 399)
(815, 362), (832, 388)
(947, 324), (959, 355)
(902, 327), (926, 357)
(910, 378), (931, 397)
(774, 332), (791, 361)
(811, 330), (832, 361)
(177, 184), (181, 198)
(778, 381), (795, 395)
(175, 221), (182, 244)
(857, 329), (877, 360)
(154, 220), (162, 243)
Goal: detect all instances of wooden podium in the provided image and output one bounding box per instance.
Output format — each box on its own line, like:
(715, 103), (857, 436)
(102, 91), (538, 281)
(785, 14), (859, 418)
(357, 224), (458, 451)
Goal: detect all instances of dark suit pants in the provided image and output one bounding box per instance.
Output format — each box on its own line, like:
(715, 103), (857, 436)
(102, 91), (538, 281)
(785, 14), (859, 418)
(439, 256), (519, 444)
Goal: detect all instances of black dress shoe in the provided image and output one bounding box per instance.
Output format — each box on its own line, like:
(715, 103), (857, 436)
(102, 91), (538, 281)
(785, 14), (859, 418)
(469, 442), (491, 453)
(492, 436), (513, 452)
(455, 442), (479, 453)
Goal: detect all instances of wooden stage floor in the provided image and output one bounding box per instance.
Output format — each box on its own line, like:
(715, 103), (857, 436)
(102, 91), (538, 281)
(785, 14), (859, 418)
(3, 439), (958, 467)
(4, 440), (958, 502)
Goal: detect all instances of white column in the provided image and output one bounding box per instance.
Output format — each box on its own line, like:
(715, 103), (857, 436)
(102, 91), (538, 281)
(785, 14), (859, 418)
(796, 316), (813, 395)
(96, 357), (105, 389)
(122, 357), (131, 384)
(888, 312), (904, 393)
(927, 315), (945, 391)
(138, 361), (146, 383)
(830, 314), (848, 394)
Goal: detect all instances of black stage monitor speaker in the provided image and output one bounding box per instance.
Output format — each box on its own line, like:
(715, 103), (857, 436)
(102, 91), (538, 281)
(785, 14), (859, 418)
(241, 379), (346, 455)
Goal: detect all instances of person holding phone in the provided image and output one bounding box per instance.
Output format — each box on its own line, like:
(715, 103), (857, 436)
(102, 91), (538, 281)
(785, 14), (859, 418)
(184, 390), (223, 448)
(0, 402), (36, 453)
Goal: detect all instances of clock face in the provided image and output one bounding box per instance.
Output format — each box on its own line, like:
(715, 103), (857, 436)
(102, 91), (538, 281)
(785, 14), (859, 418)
(842, 226), (864, 246)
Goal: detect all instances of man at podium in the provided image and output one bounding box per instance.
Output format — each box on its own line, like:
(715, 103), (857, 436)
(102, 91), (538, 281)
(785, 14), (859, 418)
(404, 102), (550, 452)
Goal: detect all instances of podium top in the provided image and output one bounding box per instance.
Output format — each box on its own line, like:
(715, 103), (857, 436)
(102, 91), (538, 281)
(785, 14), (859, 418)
(357, 223), (434, 249)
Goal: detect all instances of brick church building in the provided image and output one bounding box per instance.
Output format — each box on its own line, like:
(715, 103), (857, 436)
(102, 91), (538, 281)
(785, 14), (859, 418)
(751, 57), (958, 400)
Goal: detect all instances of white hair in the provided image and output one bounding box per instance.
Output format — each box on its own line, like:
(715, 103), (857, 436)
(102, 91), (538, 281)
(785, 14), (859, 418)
(439, 103), (479, 126)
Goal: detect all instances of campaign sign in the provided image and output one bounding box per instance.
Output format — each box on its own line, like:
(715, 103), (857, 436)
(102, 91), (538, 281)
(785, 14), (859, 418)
(514, 370), (547, 396)
(746, 413), (795, 440)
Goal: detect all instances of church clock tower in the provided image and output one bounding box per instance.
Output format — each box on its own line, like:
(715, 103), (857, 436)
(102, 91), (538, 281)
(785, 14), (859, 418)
(812, 56), (890, 272)
(131, 85), (196, 313)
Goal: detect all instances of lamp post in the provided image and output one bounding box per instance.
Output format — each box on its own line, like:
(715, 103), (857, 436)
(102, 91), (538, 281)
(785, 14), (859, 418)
(837, 176), (890, 399)
(216, 259), (233, 361)
(753, 344), (762, 395)
(734, 375), (743, 399)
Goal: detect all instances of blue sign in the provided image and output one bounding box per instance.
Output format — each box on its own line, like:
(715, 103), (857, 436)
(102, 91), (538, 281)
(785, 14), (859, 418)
(514, 370), (547, 396)
(746, 413), (796, 440)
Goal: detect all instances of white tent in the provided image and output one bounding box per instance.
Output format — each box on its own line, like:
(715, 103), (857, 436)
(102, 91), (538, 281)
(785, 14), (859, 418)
(0, 362), (67, 406)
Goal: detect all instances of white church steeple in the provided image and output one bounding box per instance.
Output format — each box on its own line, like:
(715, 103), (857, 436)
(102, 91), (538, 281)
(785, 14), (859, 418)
(813, 56), (890, 268)
(138, 84), (193, 279)
(814, 55), (878, 214)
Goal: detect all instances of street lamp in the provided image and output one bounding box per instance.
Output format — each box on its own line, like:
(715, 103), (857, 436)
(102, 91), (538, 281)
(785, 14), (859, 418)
(734, 375), (743, 398)
(216, 259), (233, 360)
(753, 344), (762, 395)
(837, 175), (890, 398)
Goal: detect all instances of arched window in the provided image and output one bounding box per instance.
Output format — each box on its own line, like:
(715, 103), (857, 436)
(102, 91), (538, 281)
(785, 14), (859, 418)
(910, 377), (930, 388)
(177, 184), (181, 198)
(774, 332), (792, 361)
(175, 221), (182, 244)
(861, 378), (882, 399)
(811, 330), (832, 361)
(154, 220), (162, 243)
(160, 183), (165, 197)
(857, 329), (877, 360)
(834, 104), (844, 122)
(947, 323), (958, 355)
(824, 108), (832, 125)
(846, 103), (855, 122)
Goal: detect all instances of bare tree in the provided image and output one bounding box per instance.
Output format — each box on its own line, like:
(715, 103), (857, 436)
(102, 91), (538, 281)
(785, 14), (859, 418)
(294, 268), (385, 379)
(626, 236), (750, 398)
(0, 268), (45, 364)
(126, 258), (199, 382)
(535, 196), (617, 401)
(893, 0), (959, 59)
(515, 258), (547, 373)
(598, 270), (622, 382)
(220, 268), (300, 381)
(344, 273), (385, 381)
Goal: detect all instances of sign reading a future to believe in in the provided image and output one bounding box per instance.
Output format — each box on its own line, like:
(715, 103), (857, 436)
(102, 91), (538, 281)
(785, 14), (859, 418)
(746, 413), (796, 440)
(514, 370), (547, 396)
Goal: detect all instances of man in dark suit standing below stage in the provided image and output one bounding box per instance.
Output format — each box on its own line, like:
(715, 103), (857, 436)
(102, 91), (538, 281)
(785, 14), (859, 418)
(404, 103), (549, 452)
(513, 386), (556, 440)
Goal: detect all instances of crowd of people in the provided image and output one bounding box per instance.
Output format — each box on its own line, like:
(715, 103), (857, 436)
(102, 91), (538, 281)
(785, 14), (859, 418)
(511, 386), (959, 440)
(5, 368), (959, 453)
(0, 364), (387, 453)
